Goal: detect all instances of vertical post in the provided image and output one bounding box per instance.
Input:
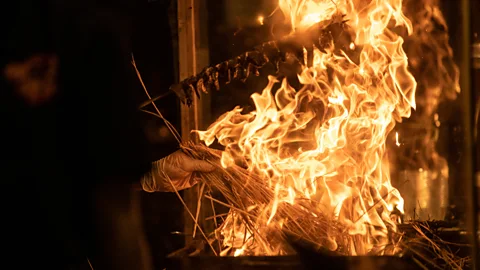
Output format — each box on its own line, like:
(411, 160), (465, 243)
(177, 0), (212, 245)
(460, 0), (478, 267)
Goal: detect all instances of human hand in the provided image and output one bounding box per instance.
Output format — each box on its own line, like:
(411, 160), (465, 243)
(141, 150), (215, 192)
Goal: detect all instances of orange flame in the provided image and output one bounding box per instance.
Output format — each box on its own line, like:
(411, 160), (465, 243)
(198, 0), (418, 255)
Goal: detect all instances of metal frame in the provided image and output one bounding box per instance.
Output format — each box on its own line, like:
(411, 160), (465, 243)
(459, 0), (478, 267)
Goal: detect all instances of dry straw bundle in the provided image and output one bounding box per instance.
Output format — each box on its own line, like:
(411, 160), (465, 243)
(180, 141), (349, 256)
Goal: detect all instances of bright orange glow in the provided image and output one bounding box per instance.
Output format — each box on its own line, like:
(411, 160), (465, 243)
(257, 15), (265, 25)
(198, 0), (418, 255)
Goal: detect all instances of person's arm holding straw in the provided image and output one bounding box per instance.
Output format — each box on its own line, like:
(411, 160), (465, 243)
(139, 150), (216, 192)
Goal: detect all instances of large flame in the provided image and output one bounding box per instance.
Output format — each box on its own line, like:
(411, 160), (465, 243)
(198, 0), (418, 255)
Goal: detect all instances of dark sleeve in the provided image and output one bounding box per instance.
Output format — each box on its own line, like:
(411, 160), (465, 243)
(56, 4), (151, 185)
(0, 2), (153, 267)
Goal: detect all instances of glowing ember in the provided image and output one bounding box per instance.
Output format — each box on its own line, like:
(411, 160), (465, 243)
(197, 0), (418, 256)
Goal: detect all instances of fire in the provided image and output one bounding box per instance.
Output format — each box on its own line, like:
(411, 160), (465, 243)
(257, 15), (265, 25)
(197, 0), (418, 255)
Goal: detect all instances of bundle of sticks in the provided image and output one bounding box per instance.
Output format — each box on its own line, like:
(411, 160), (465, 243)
(181, 141), (351, 255)
(171, 14), (354, 106)
(180, 141), (471, 268)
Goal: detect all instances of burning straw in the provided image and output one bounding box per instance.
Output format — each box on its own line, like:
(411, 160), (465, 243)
(398, 222), (471, 269)
(181, 141), (366, 256)
(179, 140), (472, 270)
(179, 141), (472, 269)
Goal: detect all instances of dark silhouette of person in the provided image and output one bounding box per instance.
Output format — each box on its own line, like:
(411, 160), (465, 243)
(1, 1), (212, 269)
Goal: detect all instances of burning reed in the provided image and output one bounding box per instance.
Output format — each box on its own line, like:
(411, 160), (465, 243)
(181, 142), (471, 269)
(181, 141), (389, 256)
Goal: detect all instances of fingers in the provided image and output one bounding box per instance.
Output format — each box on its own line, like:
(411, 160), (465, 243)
(143, 155), (205, 193)
(168, 150), (216, 173)
(141, 171), (194, 192)
(183, 158), (216, 173)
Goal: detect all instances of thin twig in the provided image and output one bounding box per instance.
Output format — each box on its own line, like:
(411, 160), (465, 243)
(193, 182), (206, 238)
(205, 213), (229, 221)
(131, 54), (181, 143)
(139, 109), (162, 118)
(131, 55), (216, 255)
(204, 195), (256, 218)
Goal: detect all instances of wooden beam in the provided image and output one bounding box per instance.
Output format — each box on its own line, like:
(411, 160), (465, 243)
(177, 0), (213, 246)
